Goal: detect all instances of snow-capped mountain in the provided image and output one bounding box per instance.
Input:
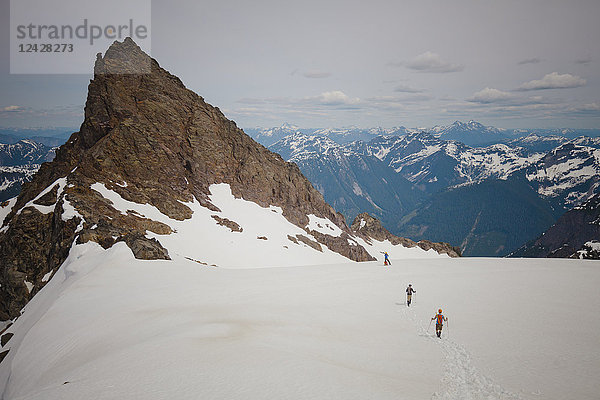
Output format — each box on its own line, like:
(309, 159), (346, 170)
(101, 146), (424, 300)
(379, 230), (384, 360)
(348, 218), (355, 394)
(0, 38), (452, 323)
(0, 140), (54, 166)
(0, 39), (597, 400)
(0, 140), (56, 202)
(269, 133), (421, 229)
(506, 134), (570, 155)
(246, 125), (413, 146)
(275, 129), (600, 211)
(0, 128), (73, 147)
(268, 131), (341, 162)
(525, 143), (600, 208)
(269, 129), (600, 256)
(310, 126), (411, 144)
(360, 132), (543, 193)
(248, 121), (600, 150)
(0, 165), (40, 203)
(569, 136), (600, 149)
(429, 120), (509, 146)
(243, 123), (306, 147)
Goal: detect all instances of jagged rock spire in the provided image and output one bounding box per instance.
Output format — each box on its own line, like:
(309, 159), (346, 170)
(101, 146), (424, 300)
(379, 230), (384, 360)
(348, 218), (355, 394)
(0, 38), (374, 320)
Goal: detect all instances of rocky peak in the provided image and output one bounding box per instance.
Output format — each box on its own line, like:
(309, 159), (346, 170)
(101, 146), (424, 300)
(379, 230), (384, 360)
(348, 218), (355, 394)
(0, 38), (374, 320)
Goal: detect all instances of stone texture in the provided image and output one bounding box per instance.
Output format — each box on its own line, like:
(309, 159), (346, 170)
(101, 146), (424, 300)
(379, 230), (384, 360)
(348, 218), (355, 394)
(295, 234), (323, 252)
(0, 350), (8, 364)
(211, 215), (243, 232)
(121, 233), (170, 260)
(0, 332), (13, 347)
(33, 184), (59, 206)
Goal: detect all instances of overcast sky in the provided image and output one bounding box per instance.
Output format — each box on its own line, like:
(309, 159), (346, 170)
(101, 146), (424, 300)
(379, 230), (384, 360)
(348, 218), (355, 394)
(1, 0), (599, 130)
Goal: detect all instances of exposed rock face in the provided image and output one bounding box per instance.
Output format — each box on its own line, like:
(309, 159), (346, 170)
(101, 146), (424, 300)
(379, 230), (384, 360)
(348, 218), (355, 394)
(574, 241), (600, 259)
(511, 193), (600, 259)
(351, 213), (462, 257)
(211, 215), (243, 232)
(0, 38), (374, 320)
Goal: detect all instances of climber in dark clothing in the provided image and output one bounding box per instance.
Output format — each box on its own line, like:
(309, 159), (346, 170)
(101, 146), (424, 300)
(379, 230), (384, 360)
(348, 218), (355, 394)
(406, 284), (416, 306)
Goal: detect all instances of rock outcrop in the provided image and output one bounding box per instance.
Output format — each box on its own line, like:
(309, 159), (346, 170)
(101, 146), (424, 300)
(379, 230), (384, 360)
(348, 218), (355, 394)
(511, 193), (600, 259)
(0, 38), (376, 320)
(351, 213), (462, 257)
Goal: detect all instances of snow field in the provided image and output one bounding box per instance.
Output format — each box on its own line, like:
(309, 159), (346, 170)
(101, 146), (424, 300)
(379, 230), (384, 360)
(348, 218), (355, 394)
(401, 257), (600, 400)
(1, 245), (598, 400)
(0, 243), (441, 399)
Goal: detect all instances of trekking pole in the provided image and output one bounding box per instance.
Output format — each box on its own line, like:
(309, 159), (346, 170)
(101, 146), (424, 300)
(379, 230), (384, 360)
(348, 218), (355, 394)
(427, 319), (432, 332)
(447, 319), (450, 339)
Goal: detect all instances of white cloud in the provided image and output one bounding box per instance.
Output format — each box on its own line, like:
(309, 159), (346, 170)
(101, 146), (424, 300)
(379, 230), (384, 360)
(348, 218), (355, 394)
(467, 88), (513, 103)
(1, 105), (23, 112)
(236, 91), (360, 109)
(313, 91), (360, 106)
(465, 88), (557, 108)
(517, 72), (586, 90)
(405, 51), (464, 73)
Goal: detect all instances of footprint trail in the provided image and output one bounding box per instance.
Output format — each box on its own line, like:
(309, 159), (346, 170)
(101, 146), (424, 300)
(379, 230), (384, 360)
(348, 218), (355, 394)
(402, 306), (523, 400)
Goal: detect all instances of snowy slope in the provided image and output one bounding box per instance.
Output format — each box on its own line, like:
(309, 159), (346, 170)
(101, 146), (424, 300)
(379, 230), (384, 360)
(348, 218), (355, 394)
(84, 181), (439, 268)
(525, 143), (600, 207)
(0, 246), (597, 400)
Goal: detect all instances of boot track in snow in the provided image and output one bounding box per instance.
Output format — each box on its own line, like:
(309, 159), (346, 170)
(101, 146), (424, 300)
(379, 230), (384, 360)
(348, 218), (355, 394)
(402, 306), (523, 400)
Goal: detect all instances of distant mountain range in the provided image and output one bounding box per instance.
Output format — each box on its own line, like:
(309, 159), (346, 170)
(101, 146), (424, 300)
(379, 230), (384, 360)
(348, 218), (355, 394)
(2, 120), (599, 257)
(0, 140), (56, 202)
(246, 122), (600, 257)
(0, 38), (455, 324)
(0, 128), (74, 147)
(245, 120), (600, 147)
(0, 132), (68, 201)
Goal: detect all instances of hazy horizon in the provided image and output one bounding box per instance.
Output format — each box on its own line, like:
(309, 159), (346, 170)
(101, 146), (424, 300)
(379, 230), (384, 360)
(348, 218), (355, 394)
(2, 119), (600, 133)
(1, 0), (599, 130)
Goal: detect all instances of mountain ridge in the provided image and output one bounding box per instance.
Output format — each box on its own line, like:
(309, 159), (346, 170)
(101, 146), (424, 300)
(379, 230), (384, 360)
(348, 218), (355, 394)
(511, 192), (600, 258)
(0, 38), (374, 320)
(267, 129), (599, 256)
(0, 38), (457, 321)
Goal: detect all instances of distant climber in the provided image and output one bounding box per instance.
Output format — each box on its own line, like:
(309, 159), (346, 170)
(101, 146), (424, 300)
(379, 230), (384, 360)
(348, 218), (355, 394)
(381, 251), (391, 265)
(406, 284), (416, 306)
(432, 309), (447, 338)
